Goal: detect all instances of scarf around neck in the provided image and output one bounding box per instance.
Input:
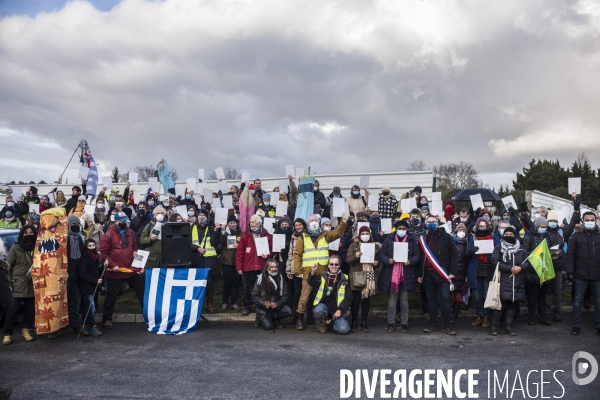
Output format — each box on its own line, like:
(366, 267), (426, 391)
(501, 239), (521, 263)
(391, 234), (408, 294)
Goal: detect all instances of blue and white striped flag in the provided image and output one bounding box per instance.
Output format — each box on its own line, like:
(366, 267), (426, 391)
(143, 268), (209, 335)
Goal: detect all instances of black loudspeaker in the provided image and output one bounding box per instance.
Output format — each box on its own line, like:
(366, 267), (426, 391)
(161, 222), (191, 267)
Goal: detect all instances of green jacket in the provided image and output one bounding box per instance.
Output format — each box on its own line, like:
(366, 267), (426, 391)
(140, 221), (162, 268)
(0, 219), (21, 229)
(6, 243), (34, 298)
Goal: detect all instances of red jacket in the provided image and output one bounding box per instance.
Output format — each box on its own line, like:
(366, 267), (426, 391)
(100, 224), (138, 279)
(236, 229), (272, 273)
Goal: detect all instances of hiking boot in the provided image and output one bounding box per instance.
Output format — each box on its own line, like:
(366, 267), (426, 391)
(400, 324), (408, 333)
(80, 326), (90, 336)
(103, 320), (113, 329)
(296, 313), (305, 330)
(22, 328), (35, 342)
(571, 327), (580, 335)
(206, 290), (215, 313)
(231, 304), (240, 311)
(90, 325), (102, 336)
(386, 324), (395, 333)
(471, 316), (482, 327)
(482, 316), (490, 328)
(442, 328), (456, 335)
(423, 327), (437, 333)
(350, 321), (358, 332)
(360, 321), (369, 332)
(0, 386), (12, 400)
(241, 308), (250, 316)
(553, 312), (561, 322)
(2, 335), (11, 345)
(221, 303), (228, 311)
(317, 325), (327, 333)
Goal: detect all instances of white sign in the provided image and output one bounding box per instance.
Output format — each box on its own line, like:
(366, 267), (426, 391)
(393, 242), (409, 263)
(474, 239), (495, 254)
(212, 197), (223, 208)
(175, 205), (188, 219)
(502, 195), (517, 211)
(29, 204), (40, 214)
(214, 208), (229, 225)
(470, 194), (485, 210)
(381, 218), (392, 234)
(400, 198), (417, 213)
(332, 198), (345, 218)
(431, 200), (443, 217)
(432, 192), (442, 202)
(151, 222), (162, 237)
(215, 167), (226, 181)
(186, 178), (197, 191)
(285, 164), (295, 177)
(102, 176), (113, 189)
(241, 171), (251, 185)
(276, 200), (288, 217)
(367, 195), (378, 211)
(295, 168), (304, 180)
(132, 250), (150, 270)
(272, 234), (286, 252)
(222, 195), (233, 209)
(47, 192), (56, 204)
(150, 181), (160, 193)
(198, 169), (205, 182)
(203, 188), (213, 201)
(329, 239), (340, 251)
(148, 177), (158, 183)
(254, 237), (270, 257)
(568, 177), (581, 195)
(196, 182), (206, 192)
(84, 205), (95, 216)
(11, 187), (22, 199)
(279, 180), (289, 194)
(175, 184), (186, 198)
(128, 172), (139, 185)
(359, 176), (370, 189)
(561, 205), (573, 222)
(78, 166), (90, 179)
(217, 179), (229, 194)
(263, 217), (276, 234)
(360, 243), (375, 263)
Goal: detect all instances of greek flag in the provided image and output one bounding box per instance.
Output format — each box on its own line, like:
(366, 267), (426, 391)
(143, 268), (209, 335)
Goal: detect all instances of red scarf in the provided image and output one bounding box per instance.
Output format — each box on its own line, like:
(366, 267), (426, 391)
(476, 234), (493, 262)
(87, 249), (99, 261)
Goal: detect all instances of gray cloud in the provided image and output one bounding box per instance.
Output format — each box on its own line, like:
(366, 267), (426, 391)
(1, 0), (599, 190)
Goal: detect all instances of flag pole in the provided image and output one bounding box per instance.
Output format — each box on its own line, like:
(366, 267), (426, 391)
(53, 139), (84, 194)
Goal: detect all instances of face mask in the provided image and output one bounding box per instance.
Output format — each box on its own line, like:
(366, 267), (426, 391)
(352, 191), (360, 195)
(309, 221), (319, 230)
(427, 222), (437, 232)
(110, 196), (115, 201)
(110, 215), (115, 222)
(421, 213), (427, 219)
(70, 225), (80, 233)
(411, 218), (420, 226)
(322, 226), (331, 232)
(537, 228), (547, 235)
(155, 214), (165, 222)
(249, 190), (255, 195)
(397, 230), (406, 238)
(457, 231), (466, 239)
(199, 217), (207, 224)
(264, 202), (270, 207)
(534, 213), (540, 219)
(87, 247), (97, 253)
(138, 209), (146, 217)
(503, 216), (510, 221)
(499, 228), (505, 236)
(314, 187), (319, 192)
(420, 201), (427, 205)
(460, 217), (468, 222)
(187, 211), (195, 217)
(584, 221), (596, 230)
(360, 234), (370, 242)
(176, 219), (183, 222)
(23, 235), (35, 243)
(163, 200), (170, 206)
(148, 201), (155, 206)
(414, 194), (420, 198)
(118, 222), (127, 230)
(97, 203), (105, 209)
(548, 222), (557, 229)
(5, 212), (13, 218)
(503, 236), (516, 244)
(482, 215), (490, 221)
(7, 202), (14, 207)
(185, 194), (191, 200)
(382, 191), (390, 196)
(115, 202), (123, 207)
(268, 269), (279, 277)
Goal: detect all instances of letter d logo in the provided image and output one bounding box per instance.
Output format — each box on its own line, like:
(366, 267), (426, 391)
(572, 351), (598, 385)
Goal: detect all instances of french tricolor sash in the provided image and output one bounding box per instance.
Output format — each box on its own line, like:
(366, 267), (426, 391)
(418, 235), (454, 290)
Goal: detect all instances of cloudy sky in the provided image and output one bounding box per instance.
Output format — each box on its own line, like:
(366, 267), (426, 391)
(1, 0), (599, 189)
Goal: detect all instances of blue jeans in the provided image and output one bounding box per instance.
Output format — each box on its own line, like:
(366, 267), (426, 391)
(67, 281), (81, 329)
(423, 271), (451, 329)
(313, 303), (350, 335)
(475, 279), (491, 317)
(80, 294), (96, 327)
(572, 279), (600, 328)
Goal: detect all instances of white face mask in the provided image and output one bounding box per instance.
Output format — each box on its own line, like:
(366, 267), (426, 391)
(534, 213), (540, 219)
(457, 231), (466, 239)
(155, 214), (165, 222)
(414, 194), (420, 198)
(460, 217), (468, 222)
(97, 203), (105, 209)
(309, 221), (319, 230)
(115, 202), (123, 207)
(314, 187), (319, 192)
(397, 230), (406, 237)
(322, 226), (331, 231)
(360, 234), (370, 242)
(7, 202), (14, 207)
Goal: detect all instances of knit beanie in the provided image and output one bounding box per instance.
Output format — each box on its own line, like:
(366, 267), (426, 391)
(547, 211), (559, 222)
(67, 214), (81, 225)
(534, 217), (548, 228)
(358, 226), (370, 235)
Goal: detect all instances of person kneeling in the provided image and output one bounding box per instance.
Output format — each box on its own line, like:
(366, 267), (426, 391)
(309, 255), (353, 334)
(252, 259), (293, 330)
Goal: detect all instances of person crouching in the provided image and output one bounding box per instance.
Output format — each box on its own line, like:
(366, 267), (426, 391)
(309, 255), (353, 334)
(251, 259), (293, 330)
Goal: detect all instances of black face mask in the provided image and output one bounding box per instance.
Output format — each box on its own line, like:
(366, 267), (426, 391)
(23, 235), (36, 243)
(476, 228), (491, 237)
(118, 222), (127, 230)
(87, 247), (97, 253)
(280, 226), (292, 234)
(382, 191), (390, 196)
(503, 236), (516, 244)
(70, 225), (81, 233)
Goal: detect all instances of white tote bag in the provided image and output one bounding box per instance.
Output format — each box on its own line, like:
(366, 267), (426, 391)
(484, 263), (502, 311)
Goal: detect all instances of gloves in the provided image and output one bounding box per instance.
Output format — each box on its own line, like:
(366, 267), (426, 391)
(467, 246), (479, 256)
(573, 197), (580, 212)
(240, 182), (246, 192)
(519, 201), (529, 213)
(475, 207), (481, 216)
(508, 207), (516, 216)
(341, 212), (348, 223)
(567, 273), (574, 282)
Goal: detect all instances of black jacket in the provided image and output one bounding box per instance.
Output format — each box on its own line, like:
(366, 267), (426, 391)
(313, 190), (327, 212)
(492, 245), (528, 303)
(418, 228), (458, 283)
(453, 239), (469, 289)
(251, 274), (290, 316)
(0, 260), (13, 313)
(523, 229), (563, 285)
(77, 252), (103, 295)
(130, 212), (152, 248)
(65, 182), (87, 214)
(566, 225), (600, 281)
(67, 235), (85, 282)
(378, 233), (421, 293)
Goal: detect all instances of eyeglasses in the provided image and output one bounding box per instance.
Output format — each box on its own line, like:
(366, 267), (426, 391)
(329, 263), (339, 266)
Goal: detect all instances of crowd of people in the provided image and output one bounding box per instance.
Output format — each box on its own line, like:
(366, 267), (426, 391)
(1, 177), (599, 345)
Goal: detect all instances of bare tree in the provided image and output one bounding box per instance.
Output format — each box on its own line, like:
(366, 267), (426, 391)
(207, 167), (243, 180)
(576, 151), (590, 166)
(433, 161), (480, 195)
(132, 165), (157, 182)
(407, 160), (427, 171)
(119, 171), (129, 183)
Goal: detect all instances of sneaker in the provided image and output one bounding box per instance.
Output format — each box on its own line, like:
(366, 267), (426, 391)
(317, 325), (327, 333)
(386, 324), (395, 333)
(102, 320), (113, 329)
(571, 327), (580, 335)
(442, 328), (456, 336)
(221, 303), (228, 311)
(423, 327), (437, 333)
(231, 304), (240, 311)
(81, 326), (90, 336)
(2, 335), (11, 345)
(241, 308), (250, 316)
(400, 324), (408, 333)
(90, 326), (102, 336)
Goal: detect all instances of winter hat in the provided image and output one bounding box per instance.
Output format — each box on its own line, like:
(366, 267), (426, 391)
(67, 214), (81, 226)
(413, 186), (422, 194)
(78, 195), (86, 202)
(356, 211), (369, 219)
(547, 211), (559, 222)
(320, 217), (331, 225)
(479, 209), (491, 217)
(382, 186), (390, 192)
(114, 211), (129, 222)
(421, 205), (430, 211)
(262, 193), (271, 200)
(534, 217), (548, 228)
(167, 188), (175, 195)
(248, 184), (256, 190)
(332, 186), (341, 195)
(394, 220), (409, 229)
(277, 217), (292, 228)
(503, 226), (517, 236)
(41, 195), (49, 201)
(198, 208), (209, 217)
(358, 226), (370, 235)
(455, 223), (467, 232)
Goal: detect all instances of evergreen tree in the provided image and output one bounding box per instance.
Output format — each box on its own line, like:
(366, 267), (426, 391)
(111, 166), (120, 183)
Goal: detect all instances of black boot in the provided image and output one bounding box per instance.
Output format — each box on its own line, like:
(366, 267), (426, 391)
(296, 313), (305, 330)
(451, 302), (461, 324)
(350, 320), (357, 332)
(491, 311), (501, 336)
(505, 308), (517, 336)
(306, 312), (315, 325)
(361, 321), (369, 332)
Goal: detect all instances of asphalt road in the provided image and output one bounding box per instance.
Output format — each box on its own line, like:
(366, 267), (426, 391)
(1, 314), (599, 399)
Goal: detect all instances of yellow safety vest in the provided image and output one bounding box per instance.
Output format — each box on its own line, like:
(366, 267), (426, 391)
(301, 234), (329, 268)
(192, 225), (217, 257)
(313, 274), (347, 307)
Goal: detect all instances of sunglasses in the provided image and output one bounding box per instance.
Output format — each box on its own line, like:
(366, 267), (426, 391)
(329, 263), (339, 266)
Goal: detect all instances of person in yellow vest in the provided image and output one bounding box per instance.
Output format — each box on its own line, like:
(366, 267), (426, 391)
(308, 255), (352, 334)
(0, 207), (22, 229)
(293, 212), (348, 330)
(191, 208), (218, 313)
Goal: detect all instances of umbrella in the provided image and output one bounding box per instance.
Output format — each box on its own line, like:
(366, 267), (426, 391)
(451, 187), (502, 202)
